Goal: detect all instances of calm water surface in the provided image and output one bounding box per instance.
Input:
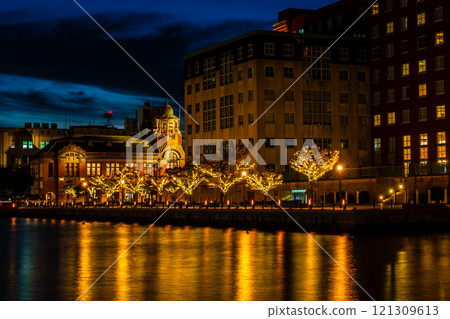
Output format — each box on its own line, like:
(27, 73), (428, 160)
(1, 217), (449, 301)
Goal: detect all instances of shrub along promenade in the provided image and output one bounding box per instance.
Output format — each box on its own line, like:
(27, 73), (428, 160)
(3, 204), (450, 234)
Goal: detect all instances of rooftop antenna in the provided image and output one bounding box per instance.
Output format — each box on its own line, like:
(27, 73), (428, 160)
(103, 110), (114, 128)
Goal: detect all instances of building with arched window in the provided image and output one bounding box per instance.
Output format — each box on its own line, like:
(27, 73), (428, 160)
(30, 102), (185, 203)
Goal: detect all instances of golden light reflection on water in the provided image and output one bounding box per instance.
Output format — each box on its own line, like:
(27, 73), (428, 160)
(292, 233), (321, 300)
(329, 235), (356, 301)
(114, 226), (131, 300)
(235, 230), (256, 301)
(275, 231), (285, 300)
(8, 217), (450, 301)
(76, 223), (92, 300)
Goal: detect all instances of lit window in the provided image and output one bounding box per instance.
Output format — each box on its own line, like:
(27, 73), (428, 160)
(401, 63), (410, 76)
(372, 3), (379, 15)
(403, 135), (411, 161)
(374, 138), (381, 155)
(417, 12), (425, 26)
(420, 133), (428, 162)
(374, 114), (381, 126)
(40, 141), (49, 149)
(386, 22), (394, 34)
(22, 141), (32, 149)
(418, 83), (427, 97)
(437, 132), (447, 160)
(418, 60), (426, 73)
(420, 133), (428, 146)
(400, 17), (408, 31)
(437, 105), (446, 119)
(387, 112), (396, 125)
(435, 32), (444, 45)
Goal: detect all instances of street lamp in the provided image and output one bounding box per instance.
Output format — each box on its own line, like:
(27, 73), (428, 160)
(82, 182), (87, 205)
(337, 165), (343, 207)
(241, 171), (247, 204)
(120, 179), (125, 206)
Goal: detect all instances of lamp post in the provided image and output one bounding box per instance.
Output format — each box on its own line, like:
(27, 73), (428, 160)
(241, 171), (247, 206)
(337, 165), (343, 207)
(82, 182), (87, 206)
(120, 179), (125, 206)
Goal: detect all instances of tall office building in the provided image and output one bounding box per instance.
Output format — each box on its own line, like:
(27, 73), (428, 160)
(184, 30), (371, 174)
(273, 0), (449, 178)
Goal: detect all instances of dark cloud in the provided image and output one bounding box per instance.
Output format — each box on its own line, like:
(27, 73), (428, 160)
(0, 11), (271, 101)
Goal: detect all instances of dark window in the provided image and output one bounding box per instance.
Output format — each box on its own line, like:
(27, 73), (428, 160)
(339, 70), (349, 81)
(417, 36), (426, 49)
(339, 93), (349, 104)
(285, 113), (294, 124)
(265, 66), (274, 77)
(340, 139), (349, 149)
(48, 163), (53, 177)
(195, 103), (200, 113)
(264, 89), (275, 101)
(265, 138), (275, 148)
(248, 67), (254, 78)
(340, 115), (349, 126)
(248, 90), (254, 101)
(357, 72), (367, 82)
(195, 83), (200, 92)
(284, 67), (294, 78)
(284, 90), (294, 101)
(187, 85), (192, 95)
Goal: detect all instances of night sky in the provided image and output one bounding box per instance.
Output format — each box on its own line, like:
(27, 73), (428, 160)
(0, 0), (335, 128)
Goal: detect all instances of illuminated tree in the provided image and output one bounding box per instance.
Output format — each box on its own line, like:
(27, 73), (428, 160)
(290, 149), (339, 205)
(244, 170), (283, 201)
(171, 169), (205, 196)
(147, 175), (173, 201)
(91, 175), (121, 200)
(122, 169), (147, 202)
(195, 157), (255, 203)
(63, 184), (84, 203)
